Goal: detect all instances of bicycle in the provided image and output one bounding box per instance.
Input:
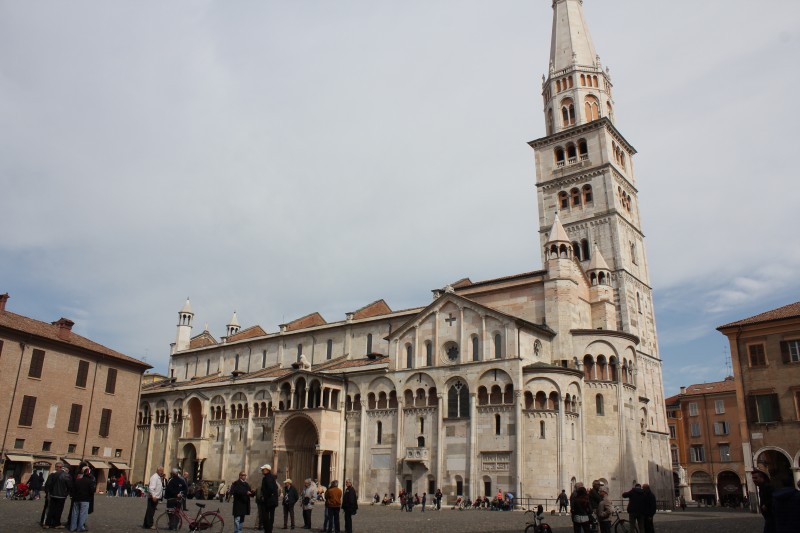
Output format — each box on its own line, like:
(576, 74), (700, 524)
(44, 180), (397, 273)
(523, 506), (552, 533)
(156, 494), (225, 532)
(609, 507), (629, 533)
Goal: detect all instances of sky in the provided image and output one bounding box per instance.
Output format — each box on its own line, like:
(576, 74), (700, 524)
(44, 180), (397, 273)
(1, 0), (799, 397)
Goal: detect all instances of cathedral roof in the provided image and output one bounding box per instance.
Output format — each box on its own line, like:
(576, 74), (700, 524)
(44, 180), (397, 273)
(550, 0), (599, 73)
(717, 301), (800, 330)
(350, 299), (392, 320)
(281, 312), (327, 332)
(189, 330), (217, 349)
(227, 325), (268, 343)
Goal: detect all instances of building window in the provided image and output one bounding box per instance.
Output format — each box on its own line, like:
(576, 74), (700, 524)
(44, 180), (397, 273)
(495, 414), (501, 435)
(571, 187), (581, 206)
(719, 444), (731, 463)
(714, 421), (730, 435)
(326, 340), (333, 360)
(748, 344), (767, 367)
(595, 394), (604, 415)
(671, 445), (679, 465)
(456, 479), (464, 497)
(75, 361), (89, 388)
(540, 420), (546, 438)
(14, 439), (24, 449)
(406, 345), (413, 369)
(297, 344), (303, 362)
(18, 395), (37, 426)
(234, 353), (240, 371)
(426, 341), (434, 366)
(206, 359), (211, 375)
(115, 449), (122, 457)
(366, 334), (373, 354)
(581, 239), (591, 260)
(748, 394), (780, 423)
(669, 425), (676, 439)
(99, 408), (112, 437)
(105, 368), (117, 394)
(68, 444), (77, 454)
(582, 184), (593, 203)
(558, 191), (569, 208)
(42, 441), (52, 452)
(376, 421), (382, 445)
(68, 404), (82, 433)
(28, 349), (45, 378)
(688, 403), (698, 416)
(494, 334), (502, 359)
(472, 336), (479, 362)
(447, 381), (469, 419)
(780, 340), (800, 363)
(690, 445), (705, 462)
(690, 422), (701, 437)
(715, 400), (725, 414)
(91, 446), (99, 456)
(420, 417), (425, 434)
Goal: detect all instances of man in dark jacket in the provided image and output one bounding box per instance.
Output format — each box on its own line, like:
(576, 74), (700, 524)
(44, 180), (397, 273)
(45, 461), (73, 528)
(282, 479), (299, 529)
(622, 484), (646, 533)
(231, 471), (254, 533)
(342, 479), (358, 533)
(260, 464), (279, 533)
(751, 469), (776, 533)
(69, 466), (95, 532)
(165, 468), (188, 530)
(642, 484), (657, 533)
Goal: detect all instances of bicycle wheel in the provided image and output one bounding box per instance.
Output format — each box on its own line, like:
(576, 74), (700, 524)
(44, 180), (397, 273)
(524, 524), (537, 533)
(615, 519), (630, 533)
(192, 511), (224, 533)
(156, 510), (183, 532)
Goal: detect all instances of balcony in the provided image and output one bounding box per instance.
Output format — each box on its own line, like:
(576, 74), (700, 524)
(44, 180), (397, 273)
(405, 447), (429, 462)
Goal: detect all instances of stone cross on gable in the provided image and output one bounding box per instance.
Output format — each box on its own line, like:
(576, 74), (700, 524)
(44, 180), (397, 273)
(445, 313), (457, 326)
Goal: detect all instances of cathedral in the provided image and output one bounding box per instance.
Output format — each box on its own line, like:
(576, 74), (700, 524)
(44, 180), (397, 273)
(133, 0), (672, 502)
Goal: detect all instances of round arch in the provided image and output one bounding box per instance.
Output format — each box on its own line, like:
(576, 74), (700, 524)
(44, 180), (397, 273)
(754, 447), (794, 488)
(274, 413), (321, 484)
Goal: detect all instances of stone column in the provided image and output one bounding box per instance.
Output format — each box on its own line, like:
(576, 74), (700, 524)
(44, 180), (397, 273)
(413, 326), (419, 369)
(395, 399), (405, 494)
(220, 417), (230, 480)
(458, 307), (465, 364)
(289, 388), (295, 410)
(143, 421), (155, 483)
(316, 450), (323, 483)
(468, 392), (477, 499)
(436, 393), (444, 491)
(359, 407), (368, 493)
(481, 316), (487, 361)
(514, 390), (523, 498)
(162, 420), (172, 470)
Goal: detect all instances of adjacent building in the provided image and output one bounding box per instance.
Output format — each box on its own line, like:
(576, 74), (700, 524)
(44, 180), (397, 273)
(0, 293), (151, 487)
(665, 377), (746, 505)
(134, 0), (673, 503)
(717, 301), (800, 496)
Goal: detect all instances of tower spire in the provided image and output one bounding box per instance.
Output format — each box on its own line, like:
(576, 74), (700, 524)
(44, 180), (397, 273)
(549, 0), (599, 73)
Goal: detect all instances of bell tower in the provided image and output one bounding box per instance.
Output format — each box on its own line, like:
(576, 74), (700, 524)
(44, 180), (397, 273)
(530, 0), (666, 430)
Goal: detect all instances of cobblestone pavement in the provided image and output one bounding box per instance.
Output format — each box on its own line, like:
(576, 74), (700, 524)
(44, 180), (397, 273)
(0, 497), (763, 533)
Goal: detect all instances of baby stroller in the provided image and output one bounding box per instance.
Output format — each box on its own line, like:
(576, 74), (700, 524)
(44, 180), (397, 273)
(15, 483), (31, 500)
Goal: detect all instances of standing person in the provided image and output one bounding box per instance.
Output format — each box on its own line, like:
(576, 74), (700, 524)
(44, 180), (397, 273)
(69, 466), (94, 533)
(29, 471), (43, 500)
(571, 486), (593, 533)
(231, 471), (254, 533)
(5, 474), (15, 499)
(642, 484), (657, 533)
(435, 488), (442, 511)
(260, 464), (279, 533)
(217, 480), (227, 503)
(589, 481), (603, 513)
(558, 489), (569, 515)
(596, 487), (613, 533)
(301, 479), (316, 530)
(751, 469), (776, 533)
(622, 484), (646, 533)
(142, 466), (165, 529)
(324, 480), (342, 533)
(421, 492), (426, 512)
(341, 480), (357, 533)
(678, 496), (686, 511)
(45, 461), (73, 528)
(165, 468), (188, 530)
(117, 472), (126, 497)
(282, 478), (299, 529)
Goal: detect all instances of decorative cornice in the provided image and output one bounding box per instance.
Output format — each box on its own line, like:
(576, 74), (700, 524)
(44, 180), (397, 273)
(570, 328), (640, 345)
(476, 405), (514, 414)
(403, 406), (437, 416)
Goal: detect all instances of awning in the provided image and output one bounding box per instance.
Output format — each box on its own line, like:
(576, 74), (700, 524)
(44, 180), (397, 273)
(6, 454), (34, 462)
(88, 460), (110, 469)
(110, 462), (130, 470)
(61, 457), (80, 466)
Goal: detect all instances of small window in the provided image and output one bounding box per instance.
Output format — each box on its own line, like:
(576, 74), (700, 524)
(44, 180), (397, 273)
(115, 449), (122, 457)
(18, 395), (37, 426)
(14, 439), (24, 449)
(456, 479), (464, 496)
(713, 421), (729, 435)
(540, 420), (546, 438)
(420, 417), (425, 434)
(690, 445), (705, 462)
(68, 444), (77, 453)
(582, 185), (593, 203)
(91, 446), (99, 456)
(327, 340), (333, 360)
(366, 334), (373, 354)
(262, 350), (267, 368)
(494, 334), (502, 359)
(595, 394), (604, 416)
(376, 421), (382, 445)
(669, 425), (676, 439)
(558, 191), (569, 209)
(688, 403), (698, 416)
(715, 400), (725, 414)
(780, 340), (800, 363)
(42, 441), (52, 452)
(472, 336), (479, 362)
(105, 368), (117, 394)
(748, 344), (767, 367)
(406, 345), (414, 369)
(427, 342), (435, 366)
(28, 349), (45, 378)
(297, 344), (303, 362)
(719, 444), (731, 462)
(99, 408), (112, 437)
(495, 414), (501, 435)
(206, 359), (211, 375)
(234, 353), (240, 371)
(690, 422), (701, 437)
(581, 239), (591, 261)
(76, 361), (89, 388)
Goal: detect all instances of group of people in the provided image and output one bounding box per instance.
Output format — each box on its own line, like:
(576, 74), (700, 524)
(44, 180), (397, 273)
(30, 460), (98, 532)
(560, 480), (656, 533)
(142, 463), (360, 533)
(4, 471), (44, 500)
(750, 469), (800, 533)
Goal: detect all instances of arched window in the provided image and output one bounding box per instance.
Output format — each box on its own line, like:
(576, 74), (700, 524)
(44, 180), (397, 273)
(419, 416), (425, 434)
(581, 239), (591, 260)
(494, 334), (502, 359)
(596, 394), (605, 415)
(567, 76), (574, 88)
(296, 344), (303, 362)
(583, 355), (595, 381)
(234, 353), (239, 371)
(556, 79), (562, 92)
(571, 188), (581, 206)
(472, 336), (479, 362)
(578, 139), (588, 158)
(558, 191), (569, 209)
(566, 143), (577, 162)
(495, 414), (501, 435)
(540, 420), (546, 438)
(447, 381), (469, 419)
(406, 345), (413, 369)
(366, 334), (373, 354)
(376, 421), (382, 444)
(327, 339), (333, 360)
(555, 146), (565, 167)
(580, 74), (586, 86)
(572, 241), (582, 261)
(561, 98), (575, 127)
(582, 185), (593, 203)
(417, 436), (425, 447)
(425, 341), (433, 367)
(584, 95), (600, 121)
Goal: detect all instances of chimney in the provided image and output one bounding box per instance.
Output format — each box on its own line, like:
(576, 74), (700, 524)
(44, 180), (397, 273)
(53, 318), (75, 341)
(0, 293), (9, 312)
(680, 386), (686, 395)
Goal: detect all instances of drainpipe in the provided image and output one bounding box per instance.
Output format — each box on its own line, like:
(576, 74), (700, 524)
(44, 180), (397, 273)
(81, 356), (102, 460)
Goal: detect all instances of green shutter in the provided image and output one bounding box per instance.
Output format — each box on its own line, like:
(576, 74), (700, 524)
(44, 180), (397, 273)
(780, 342), (790, 364)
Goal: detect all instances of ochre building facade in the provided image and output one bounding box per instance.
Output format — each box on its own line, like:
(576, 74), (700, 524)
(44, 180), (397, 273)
(134, 0), (672, 503)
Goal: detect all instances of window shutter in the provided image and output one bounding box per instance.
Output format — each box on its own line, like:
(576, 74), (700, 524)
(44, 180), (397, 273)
(780, 341), (790, 364)
(18, 395), (37, 426)
(745, 395), (757, 423)
(770, 394), (782, 422)
(68, 404), (82, 432)
(76, 361), (89, 388)
(99, 408), (112, 437)
(105, 368), (117, 394)
(29, 349), (45, 378)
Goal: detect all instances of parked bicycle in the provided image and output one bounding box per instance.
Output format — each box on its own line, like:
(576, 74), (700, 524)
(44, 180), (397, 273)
(156, 494), (225, 532)
(610, 506), (629, 533)
(523, 505), (552, 533)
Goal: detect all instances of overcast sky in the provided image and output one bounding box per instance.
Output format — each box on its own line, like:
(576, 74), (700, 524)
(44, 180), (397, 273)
(2, 0), (798, 396)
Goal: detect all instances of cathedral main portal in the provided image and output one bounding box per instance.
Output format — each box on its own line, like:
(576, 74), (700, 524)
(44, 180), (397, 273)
(274, 412), (337, 487)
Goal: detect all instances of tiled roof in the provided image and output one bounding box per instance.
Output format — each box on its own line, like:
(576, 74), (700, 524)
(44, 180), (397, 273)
(228, 325), (268, 343)
(189, 331), (217, 349)
(0, 309), (150, 369)
(453, 270), (547, 290)
(718, 301), (800, 329)
(351, 300), (392, 320)
(283, 312), (327, 332)
(321, 356), (388, 371)
(683, 378), (737, 395)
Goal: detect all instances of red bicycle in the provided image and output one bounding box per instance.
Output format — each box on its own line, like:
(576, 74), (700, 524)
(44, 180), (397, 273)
(156, 494), (224, 532)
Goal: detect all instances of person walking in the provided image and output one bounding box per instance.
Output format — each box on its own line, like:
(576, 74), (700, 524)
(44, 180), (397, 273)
(341, 480), (357, 533)
(596, 487), (613, 533)
(324, 480), (342, 533)
(642, 484), (657, 533)
(558, 489), (569, 515)
(217, 480), (227, 503)
(282, 478), (299, 529)
(231, 471), (254, 533)
(29, 471), (44, 500)
(751, 469), (776, 533)
(5, 474), (15, 499)
(260, 464), (279, 533)
(421, 492), (426, 512)
(571, 486), (593, 533)
(69, 466), (94, 532)
(300, 479), (316, 530)
(142, 466), (164, 529)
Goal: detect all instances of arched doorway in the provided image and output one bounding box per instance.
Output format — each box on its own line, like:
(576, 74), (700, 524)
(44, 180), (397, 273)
(278, 415), (320, 485)
(690, 471), (715, 505)
(186, 398), (203, 438)
(717, 471), (742, 507)
(182, 443), (199, 484)
(755, 449), (793, 488)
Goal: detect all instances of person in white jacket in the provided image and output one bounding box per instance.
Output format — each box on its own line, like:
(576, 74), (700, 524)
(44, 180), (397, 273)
(142, 466), (165, 529)
(5, 475), (16, 499)
(301, 478), (317, 530)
